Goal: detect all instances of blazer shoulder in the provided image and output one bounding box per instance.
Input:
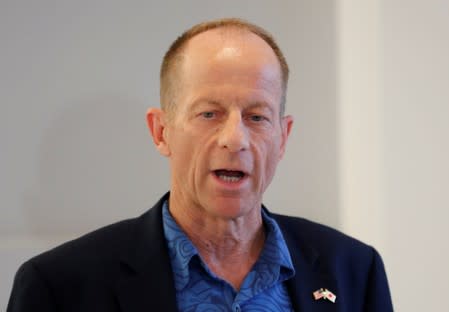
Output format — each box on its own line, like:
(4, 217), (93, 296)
(27, 202), (164, 279)
(8, 197), (172, 311)
(29, 216), (136, 272)
(272, 213), (377, 261)
(18, 195), (167, 282)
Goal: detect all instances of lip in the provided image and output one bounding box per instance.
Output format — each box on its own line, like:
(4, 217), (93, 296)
(210, 169), (250, 190)
(212, 167), (249, 175)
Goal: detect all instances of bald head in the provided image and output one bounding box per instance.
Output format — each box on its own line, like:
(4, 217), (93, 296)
(160, 18), (289, 117)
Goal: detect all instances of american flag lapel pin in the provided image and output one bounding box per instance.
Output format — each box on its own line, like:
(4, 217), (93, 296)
(313, 288), (337, 303)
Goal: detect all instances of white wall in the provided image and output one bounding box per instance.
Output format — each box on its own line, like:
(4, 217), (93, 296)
(338, 0), (449, 311)
(2, 0), (448, 311)
(382, 1), (449, 310)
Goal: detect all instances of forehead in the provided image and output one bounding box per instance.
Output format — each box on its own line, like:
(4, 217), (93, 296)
(176, 28), (283, 105)
(183, 28), (281, 70)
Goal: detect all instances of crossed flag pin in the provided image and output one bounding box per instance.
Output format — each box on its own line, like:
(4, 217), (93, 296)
(313, 288), (337, 303)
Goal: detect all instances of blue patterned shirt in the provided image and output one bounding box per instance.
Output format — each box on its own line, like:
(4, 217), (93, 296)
(162, 201), (295, 312)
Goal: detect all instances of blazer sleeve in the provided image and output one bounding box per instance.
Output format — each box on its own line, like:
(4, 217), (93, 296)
(364, 249), (394, 311)
(7, 261), (58, 312)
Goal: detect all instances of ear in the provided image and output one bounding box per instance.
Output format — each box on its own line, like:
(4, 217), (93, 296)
(279, 115), (293, 160)
(146, 108), (171, 156)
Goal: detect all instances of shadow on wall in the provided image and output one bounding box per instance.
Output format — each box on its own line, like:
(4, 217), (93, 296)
(263, 0), (339, 228)
(22, 95), (169, 237)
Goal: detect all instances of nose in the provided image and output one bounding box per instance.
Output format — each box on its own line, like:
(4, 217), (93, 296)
(217, 113), (249, 152)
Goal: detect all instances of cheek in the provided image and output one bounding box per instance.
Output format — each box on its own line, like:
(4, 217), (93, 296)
(168, 133), (194, 169)
(259, 130), (282, 155)
(169, 130), (209, 176)
(256, 136), (282, 174)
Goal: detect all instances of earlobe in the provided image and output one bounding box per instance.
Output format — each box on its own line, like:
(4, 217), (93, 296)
(146, 108), (171, 156)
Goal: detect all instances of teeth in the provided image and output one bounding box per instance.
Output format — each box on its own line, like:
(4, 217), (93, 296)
(218, 175), (242, 182)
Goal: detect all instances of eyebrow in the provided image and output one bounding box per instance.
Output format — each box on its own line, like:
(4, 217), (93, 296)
(189, 99), (222, 112)
(190, 98), (275, 114)
(246, 102), (274, 114)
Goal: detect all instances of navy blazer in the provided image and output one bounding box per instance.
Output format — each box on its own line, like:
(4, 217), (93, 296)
(8, 193), (393, 311)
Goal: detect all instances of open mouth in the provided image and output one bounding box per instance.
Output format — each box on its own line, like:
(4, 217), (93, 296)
(213, 169), (246, 183)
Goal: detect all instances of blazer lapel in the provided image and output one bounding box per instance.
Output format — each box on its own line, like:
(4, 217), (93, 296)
(286, 252), (339, 312)
(114, 194), (178, 312)
(273, 213), (339, 312)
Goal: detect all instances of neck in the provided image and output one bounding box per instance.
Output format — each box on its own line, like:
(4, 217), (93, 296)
(168, 190), (266, 289)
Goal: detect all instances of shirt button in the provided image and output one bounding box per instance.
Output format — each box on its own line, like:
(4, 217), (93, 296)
(233, 303), (241, 312)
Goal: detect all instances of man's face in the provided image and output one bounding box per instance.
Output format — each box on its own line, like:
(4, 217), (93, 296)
(154, 29), (292, 219)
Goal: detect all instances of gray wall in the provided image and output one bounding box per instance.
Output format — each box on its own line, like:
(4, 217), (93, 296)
(1, 1), (338, 308)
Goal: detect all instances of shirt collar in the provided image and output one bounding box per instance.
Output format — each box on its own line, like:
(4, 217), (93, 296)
(162, 201), (198, 290)
(162, 201), (295, 291)
(259, 208), (295, 281)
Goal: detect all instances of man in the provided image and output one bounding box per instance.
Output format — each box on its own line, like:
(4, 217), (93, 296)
(8, 18), (393, 311)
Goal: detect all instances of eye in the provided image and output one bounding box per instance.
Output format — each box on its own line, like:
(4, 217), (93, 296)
(249, 115), (267, 122)
(200, 111), (215, 119)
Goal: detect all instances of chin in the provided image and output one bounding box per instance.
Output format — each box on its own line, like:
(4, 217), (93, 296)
(204, 196), (257, 220)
